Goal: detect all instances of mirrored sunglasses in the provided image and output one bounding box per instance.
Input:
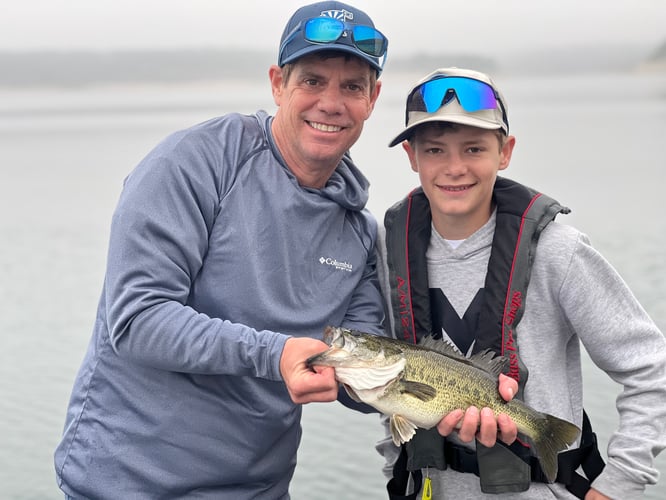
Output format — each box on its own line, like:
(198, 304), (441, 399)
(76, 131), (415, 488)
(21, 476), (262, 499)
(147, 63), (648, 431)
(407, 75), (509, 131)
(280, 17), (388, 63)
(414, 76), (499, 113)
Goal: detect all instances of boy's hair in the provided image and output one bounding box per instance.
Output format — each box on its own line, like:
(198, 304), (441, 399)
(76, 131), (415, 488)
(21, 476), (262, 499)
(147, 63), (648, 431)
(408, 122), (507, 151)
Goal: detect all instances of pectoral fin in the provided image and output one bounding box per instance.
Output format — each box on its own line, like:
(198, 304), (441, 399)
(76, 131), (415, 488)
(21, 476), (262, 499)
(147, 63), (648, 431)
(343, 384), (362, 403)
(390, 414), (418, 445)
(399, 380), (437, 402)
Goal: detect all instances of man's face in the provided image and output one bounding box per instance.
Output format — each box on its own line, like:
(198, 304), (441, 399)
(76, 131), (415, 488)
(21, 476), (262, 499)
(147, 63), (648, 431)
(269, 54), (381, 188)
(404, 123), (515, 239)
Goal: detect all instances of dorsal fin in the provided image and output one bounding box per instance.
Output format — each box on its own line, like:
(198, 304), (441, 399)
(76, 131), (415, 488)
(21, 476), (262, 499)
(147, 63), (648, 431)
(470, 348), (509, 377)
(419, 335), (464, 358)
(418, 336), (508, 376)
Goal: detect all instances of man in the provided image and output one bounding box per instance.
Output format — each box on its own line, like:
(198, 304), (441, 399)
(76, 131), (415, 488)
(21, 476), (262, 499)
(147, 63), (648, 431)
(54, 3), (516, 498)
(376, 66), (666, 499)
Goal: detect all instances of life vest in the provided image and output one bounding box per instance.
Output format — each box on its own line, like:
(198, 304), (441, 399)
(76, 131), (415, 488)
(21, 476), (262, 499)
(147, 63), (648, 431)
(384, 177), (604, 499)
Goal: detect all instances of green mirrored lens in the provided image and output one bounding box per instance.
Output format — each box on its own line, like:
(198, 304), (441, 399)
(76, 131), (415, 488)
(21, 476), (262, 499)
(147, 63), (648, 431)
(352, 25), (387, 56)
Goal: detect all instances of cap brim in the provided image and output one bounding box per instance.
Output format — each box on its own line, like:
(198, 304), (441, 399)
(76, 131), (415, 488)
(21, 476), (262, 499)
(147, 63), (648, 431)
(388, 111), (505, 147)
(280, 44), (383, 74)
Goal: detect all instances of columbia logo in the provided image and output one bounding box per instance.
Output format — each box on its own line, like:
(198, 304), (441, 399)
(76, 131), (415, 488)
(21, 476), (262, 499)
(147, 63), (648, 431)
(319, 256), (353, 272)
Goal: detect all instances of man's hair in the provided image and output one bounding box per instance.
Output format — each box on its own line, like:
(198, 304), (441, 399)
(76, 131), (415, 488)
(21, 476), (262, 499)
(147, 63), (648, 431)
(279, 50), (378, 91)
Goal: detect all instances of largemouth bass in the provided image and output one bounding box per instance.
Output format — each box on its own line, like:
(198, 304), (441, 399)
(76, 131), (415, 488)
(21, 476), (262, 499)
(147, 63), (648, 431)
(306, 326), (580, 482)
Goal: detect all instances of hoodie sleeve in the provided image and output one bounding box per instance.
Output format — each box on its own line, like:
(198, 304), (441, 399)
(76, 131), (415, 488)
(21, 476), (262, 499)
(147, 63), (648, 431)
(560, 231), (666, 498)
(102, 124), (287, 380)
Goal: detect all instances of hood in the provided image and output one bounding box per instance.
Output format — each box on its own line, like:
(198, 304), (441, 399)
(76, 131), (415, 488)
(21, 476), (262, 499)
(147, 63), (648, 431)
(261, 112), (370, 211)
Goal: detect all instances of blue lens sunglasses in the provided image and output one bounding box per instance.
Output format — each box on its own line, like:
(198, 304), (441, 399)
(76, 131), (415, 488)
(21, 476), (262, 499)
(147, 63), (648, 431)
(279, 17), (388, 67)
(409, 76), (509, 132)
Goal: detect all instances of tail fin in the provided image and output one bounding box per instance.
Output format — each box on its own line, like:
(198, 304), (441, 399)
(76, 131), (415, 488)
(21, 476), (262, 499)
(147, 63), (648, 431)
(531, 415), (580, 482)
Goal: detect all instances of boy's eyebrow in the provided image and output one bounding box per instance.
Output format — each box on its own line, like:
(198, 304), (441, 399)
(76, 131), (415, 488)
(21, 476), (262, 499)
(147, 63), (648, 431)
(416, 134), (497, 149)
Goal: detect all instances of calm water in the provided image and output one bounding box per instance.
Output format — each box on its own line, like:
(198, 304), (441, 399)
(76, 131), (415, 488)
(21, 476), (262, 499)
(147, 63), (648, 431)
(0, 70), (665, 499)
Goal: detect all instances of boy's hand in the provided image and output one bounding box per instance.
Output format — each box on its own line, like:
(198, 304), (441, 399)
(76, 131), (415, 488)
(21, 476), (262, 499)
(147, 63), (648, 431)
(436, 373), (519, 446)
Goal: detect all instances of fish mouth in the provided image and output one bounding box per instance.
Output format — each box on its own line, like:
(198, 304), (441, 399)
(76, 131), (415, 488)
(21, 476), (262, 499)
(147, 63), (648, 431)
(306, 347), (399, 371)
(306, 347), (357, 368)
(305, 350), (331, 368)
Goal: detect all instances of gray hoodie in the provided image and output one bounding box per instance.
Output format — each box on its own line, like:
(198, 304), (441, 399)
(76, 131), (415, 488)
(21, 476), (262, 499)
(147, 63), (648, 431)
(376, 209), (666, 499)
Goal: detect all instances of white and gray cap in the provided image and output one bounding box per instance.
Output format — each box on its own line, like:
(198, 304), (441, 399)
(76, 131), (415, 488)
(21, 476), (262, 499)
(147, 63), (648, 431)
(389, 67), (509, 147)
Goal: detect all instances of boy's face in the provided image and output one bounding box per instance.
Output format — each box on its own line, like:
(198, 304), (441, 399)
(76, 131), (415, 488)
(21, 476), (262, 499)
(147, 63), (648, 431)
(403, 123), (515, 239)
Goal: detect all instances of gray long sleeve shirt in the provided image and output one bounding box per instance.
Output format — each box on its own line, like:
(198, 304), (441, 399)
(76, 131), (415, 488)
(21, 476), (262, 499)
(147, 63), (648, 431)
(54, 110), (384, 499)
(376, 210), (666, 499)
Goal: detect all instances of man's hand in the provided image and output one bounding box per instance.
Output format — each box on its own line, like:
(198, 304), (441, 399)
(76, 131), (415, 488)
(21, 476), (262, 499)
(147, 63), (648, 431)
(279, 337), (339, 404)
(436, 373), (519, 446)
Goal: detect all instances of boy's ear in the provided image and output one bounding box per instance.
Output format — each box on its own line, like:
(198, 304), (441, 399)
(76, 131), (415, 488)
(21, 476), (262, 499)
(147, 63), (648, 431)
(402, 140), (419, 173)
(499, 135), (516, 171)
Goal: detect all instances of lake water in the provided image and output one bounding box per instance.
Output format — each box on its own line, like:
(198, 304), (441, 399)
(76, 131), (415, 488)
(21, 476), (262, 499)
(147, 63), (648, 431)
(0, 69), (665, 499)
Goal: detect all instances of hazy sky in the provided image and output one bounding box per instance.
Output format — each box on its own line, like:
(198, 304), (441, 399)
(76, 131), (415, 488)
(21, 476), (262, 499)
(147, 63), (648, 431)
(3, 0), (665, 57)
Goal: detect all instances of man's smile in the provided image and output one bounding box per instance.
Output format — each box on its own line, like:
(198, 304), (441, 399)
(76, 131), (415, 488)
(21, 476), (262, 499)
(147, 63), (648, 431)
(307, 121), (343, 132)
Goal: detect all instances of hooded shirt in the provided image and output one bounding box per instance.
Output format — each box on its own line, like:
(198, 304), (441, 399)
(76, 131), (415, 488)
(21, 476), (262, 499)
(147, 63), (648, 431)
(54, 110), (384, 499)
(376, 207), (666, 499)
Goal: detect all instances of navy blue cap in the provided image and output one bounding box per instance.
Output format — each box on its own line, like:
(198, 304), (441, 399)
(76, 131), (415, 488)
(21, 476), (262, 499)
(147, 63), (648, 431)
(278, 1), (387, 74)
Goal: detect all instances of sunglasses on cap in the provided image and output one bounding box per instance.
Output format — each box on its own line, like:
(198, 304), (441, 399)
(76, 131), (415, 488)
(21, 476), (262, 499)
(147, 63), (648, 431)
(279, 17), (388, 66)
(408, 75), (509, 130)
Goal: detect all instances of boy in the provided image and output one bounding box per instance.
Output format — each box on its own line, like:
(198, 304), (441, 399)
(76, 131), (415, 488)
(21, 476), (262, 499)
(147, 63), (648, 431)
(375, 67), (666, 499)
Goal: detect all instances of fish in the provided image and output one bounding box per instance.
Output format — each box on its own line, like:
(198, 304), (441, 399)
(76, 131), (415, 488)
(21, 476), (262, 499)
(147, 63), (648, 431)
(306, 326), (581, 482)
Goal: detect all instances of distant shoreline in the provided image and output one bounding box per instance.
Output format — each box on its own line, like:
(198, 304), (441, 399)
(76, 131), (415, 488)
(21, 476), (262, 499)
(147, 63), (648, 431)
(1, 43), (663, 88)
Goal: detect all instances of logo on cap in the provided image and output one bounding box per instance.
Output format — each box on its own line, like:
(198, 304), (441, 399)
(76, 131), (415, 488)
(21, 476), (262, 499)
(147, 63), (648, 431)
(320, 9), (354, 21)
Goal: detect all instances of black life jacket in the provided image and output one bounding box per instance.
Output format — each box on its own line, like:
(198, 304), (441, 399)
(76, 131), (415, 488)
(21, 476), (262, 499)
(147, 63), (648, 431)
(383, 177), (604, 499)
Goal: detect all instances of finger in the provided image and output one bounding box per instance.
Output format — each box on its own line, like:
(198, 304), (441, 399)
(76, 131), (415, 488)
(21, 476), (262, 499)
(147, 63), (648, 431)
(311, 365), (335, 376)
(457, 406), (479, 443)
(287, 368), (339, 404)
(436, 409), (463, 436)
(290, 381), (339, 404)
(497, 413), (518, 444)
(498, 373), (517, 402)
(476, 407), (498, 447)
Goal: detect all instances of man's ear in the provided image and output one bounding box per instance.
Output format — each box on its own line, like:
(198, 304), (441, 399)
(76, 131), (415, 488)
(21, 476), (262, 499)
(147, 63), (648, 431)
(268, 65), (284, 106)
